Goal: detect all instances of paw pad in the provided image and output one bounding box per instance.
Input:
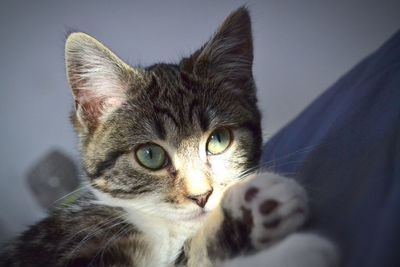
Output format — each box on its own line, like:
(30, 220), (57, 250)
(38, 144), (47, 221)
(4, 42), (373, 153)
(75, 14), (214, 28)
(244, 187), (259, 202)
(259, 200), (279, 215)
(222, 173), (308, 251)
(263, 218), (281, 228)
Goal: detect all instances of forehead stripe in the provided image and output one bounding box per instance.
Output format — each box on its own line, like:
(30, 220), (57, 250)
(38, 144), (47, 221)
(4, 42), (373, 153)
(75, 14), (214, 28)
(154, 116), (167, 140)
(153, 105), (179, 128)
(198, 109), (210, 132)
(188, 99), (199, 124)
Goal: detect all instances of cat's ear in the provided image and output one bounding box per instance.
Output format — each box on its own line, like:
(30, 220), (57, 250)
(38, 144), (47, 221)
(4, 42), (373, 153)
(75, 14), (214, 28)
(65, 32), (135, 130)
(181, 7), (253, 83)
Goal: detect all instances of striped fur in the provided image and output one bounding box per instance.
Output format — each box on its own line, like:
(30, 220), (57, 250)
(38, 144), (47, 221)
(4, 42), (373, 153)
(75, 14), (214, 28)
(0, 7), (327, 267)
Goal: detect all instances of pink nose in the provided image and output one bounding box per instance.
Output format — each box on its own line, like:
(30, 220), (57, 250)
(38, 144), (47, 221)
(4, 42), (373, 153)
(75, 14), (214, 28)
(188, 189), (213, 208)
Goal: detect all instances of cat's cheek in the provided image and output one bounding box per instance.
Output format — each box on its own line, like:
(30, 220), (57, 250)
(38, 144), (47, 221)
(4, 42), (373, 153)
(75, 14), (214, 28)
(208, 154), (239, 186)
(207, 130), (252, 185)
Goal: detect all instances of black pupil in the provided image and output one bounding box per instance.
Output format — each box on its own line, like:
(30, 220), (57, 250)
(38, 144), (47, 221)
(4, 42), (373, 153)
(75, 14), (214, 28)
(216, 133), (221, 143)
(147, 148), (153, 159)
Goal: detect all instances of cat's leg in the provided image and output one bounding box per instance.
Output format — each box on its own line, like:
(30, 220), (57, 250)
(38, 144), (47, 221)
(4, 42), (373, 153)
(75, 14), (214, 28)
(219, 232), (339, 267)
(186, 172), (308, 266)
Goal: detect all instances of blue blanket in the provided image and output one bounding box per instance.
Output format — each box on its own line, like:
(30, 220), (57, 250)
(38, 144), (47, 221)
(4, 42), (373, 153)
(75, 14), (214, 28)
(262, 30), (400, 267)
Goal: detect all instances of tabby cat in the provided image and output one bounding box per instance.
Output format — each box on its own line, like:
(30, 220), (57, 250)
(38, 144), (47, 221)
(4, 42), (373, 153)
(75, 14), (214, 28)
(0, 7), (338, 267)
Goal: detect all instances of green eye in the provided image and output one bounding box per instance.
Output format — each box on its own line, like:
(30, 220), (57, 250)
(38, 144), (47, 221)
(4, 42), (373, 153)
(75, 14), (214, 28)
(135, 143), (167, 170)
(206, 127), (232, 155)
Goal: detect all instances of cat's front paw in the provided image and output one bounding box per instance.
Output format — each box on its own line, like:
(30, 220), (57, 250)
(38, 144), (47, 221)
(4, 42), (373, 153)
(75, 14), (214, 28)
(222, 172), (308, 250)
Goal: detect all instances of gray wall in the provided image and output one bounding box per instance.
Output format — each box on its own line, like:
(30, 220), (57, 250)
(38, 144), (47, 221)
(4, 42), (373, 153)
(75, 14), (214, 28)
(1, 0), (399, 240)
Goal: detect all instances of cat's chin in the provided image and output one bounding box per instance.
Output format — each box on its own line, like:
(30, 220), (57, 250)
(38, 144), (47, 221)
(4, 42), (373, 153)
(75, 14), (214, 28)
(180, 210), (209, 222)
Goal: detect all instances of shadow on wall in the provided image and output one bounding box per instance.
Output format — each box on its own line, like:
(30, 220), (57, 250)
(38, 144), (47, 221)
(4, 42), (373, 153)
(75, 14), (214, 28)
(0, 221), (7, 242)
(26, 150), (80, 210)
(0, 150), (80, 243)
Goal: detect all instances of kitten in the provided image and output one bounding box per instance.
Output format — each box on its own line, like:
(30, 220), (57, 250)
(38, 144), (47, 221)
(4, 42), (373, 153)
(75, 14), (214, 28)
(0, 7), (338, 267)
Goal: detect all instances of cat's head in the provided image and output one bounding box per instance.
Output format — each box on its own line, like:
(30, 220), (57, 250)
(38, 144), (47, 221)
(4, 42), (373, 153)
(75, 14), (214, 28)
(65, 7), (261, 227)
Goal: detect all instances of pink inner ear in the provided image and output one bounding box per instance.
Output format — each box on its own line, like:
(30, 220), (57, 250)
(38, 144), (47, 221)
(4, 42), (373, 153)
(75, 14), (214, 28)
(104, 98), (123, 108)
(75, 88), (124, 130)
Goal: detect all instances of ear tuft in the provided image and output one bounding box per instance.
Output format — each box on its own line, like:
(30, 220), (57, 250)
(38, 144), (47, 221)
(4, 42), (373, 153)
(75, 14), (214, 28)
(65, 32), (134, 130)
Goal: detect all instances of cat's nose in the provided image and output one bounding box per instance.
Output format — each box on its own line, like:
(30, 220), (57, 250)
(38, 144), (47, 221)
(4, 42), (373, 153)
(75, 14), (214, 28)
(188, 189), (213, 208)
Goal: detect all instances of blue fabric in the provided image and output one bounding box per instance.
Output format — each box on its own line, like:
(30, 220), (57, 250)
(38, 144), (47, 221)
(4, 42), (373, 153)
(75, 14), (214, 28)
(262, 30), (400, 267)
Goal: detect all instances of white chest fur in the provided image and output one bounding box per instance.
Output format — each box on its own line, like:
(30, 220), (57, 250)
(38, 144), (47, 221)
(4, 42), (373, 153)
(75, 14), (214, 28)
(124, 207), (195, 267)
(92, 189), (198, 266)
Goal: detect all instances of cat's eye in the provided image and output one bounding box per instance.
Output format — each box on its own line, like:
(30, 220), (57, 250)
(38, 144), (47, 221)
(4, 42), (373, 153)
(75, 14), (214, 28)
(206, 127), (232, 155)
(135, 143), (167, 170)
